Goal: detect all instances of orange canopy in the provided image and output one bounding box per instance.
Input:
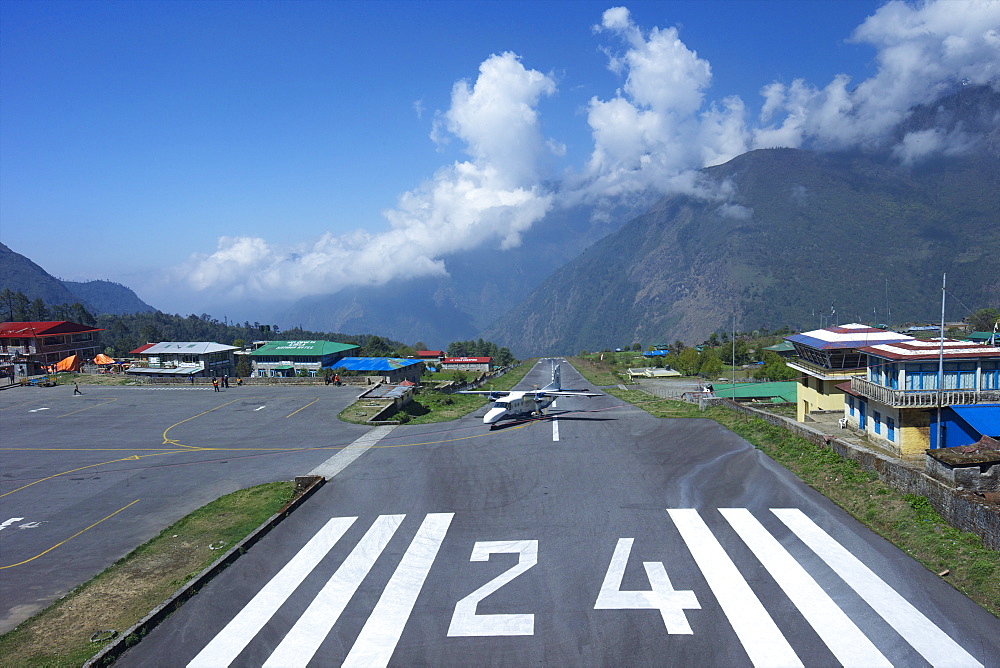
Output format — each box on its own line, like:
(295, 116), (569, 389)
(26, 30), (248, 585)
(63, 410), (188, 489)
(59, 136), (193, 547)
(94, 354), (116, 365)
(53, 354), (80, 372)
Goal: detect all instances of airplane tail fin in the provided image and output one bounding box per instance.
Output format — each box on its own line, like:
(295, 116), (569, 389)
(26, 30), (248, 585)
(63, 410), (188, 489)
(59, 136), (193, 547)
(542, 360), (561, 391)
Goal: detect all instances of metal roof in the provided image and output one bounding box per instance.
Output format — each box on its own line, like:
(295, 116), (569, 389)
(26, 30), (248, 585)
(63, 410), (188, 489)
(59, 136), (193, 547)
(861, 339), (1000, 361)
(251, 340), (358, 357)
(713, 381), (797, 403)
(950, 405), (1000, 437)
(136, 342), (238, 355)
(786, 323), (913, 351)
(0, 321), (103, 337)
(324, 357), (424, 372)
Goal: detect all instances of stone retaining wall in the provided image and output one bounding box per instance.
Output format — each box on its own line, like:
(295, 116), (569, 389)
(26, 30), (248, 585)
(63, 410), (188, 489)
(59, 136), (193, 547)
(702, 398), (1000, 551)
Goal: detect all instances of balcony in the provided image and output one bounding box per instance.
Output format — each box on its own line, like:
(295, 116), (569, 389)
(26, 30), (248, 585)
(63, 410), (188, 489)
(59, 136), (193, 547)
(850, 377), (1000, 407)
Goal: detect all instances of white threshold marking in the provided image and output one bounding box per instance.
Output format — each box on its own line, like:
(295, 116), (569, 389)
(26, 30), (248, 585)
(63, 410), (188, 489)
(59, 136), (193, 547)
(551, 400), (559, 441)
(772, 508), (984, 668)
(254, 406), (266, 411)
(264, 514), (405, 667)
(668, 509), (802, 668)
(309, 425), (395, 479)
(28, 407), (50, 412)
(720, 508), (890, 667)
(0, 518), (25, 531)
(342, 512), (454, 667)
(187, 516), (356, 668)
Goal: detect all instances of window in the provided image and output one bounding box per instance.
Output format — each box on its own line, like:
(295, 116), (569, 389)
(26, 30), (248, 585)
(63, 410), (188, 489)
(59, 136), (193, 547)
(887, 416), (895, 442)
(873, 411), (881, 435)
(981, 362), (1000, 390)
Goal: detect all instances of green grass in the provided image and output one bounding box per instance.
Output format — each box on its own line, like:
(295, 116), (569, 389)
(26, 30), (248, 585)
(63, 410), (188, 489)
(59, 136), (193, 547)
(608, 389), (1000, 618)
(0, 481), (297, 667)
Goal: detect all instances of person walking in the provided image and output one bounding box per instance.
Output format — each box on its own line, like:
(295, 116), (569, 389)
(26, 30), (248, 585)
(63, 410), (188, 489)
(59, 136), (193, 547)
(223, 374), (229, 388)
(73, 383), (82, 395)
(212, 377), (220, 392)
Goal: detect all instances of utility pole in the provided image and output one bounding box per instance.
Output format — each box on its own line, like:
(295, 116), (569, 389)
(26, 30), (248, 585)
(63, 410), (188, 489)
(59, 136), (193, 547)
(936, 273), (946, 449)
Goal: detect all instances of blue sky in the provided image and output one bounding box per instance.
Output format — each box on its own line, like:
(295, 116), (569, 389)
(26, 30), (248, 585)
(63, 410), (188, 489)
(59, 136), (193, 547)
(2, 0), (996, 317)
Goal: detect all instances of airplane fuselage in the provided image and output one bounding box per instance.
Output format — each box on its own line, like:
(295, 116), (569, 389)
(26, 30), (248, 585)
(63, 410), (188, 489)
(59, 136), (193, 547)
(483, 391), (554, 425)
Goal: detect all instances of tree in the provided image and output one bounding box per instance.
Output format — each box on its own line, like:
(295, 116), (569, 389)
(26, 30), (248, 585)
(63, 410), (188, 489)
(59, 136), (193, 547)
(30, 298), (48, 321)
(698, 349), (723, 379)
(968, 308), (1000, 333)
(675, 348), (700, 376)
(631, 342), (641, 351)
(413, 341), (429, 351)
(235, 355), (253, 378)
(753, 351), (797, 381)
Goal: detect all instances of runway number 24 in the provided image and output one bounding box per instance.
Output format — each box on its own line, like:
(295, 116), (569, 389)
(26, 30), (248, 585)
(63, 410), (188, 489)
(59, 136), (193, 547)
(446, 538), (699, 637)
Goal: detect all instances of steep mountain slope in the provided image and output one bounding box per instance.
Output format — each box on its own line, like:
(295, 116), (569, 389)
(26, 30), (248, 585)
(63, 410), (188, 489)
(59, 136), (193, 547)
(0, 242), (156, 315)
(0, 242), (85, 307)
(61, 279), (155, 315)
(275, 202), (635, 346)
(484, 87), (1000, 356)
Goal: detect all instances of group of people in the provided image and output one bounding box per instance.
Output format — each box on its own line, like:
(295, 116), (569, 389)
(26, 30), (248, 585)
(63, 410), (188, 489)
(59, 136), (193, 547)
(324, 373), (341, 386)
(210, 375), (241, 391)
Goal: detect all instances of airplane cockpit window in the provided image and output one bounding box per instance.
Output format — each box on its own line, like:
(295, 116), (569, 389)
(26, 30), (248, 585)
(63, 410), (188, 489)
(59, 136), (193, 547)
(494, 401), (509, 408)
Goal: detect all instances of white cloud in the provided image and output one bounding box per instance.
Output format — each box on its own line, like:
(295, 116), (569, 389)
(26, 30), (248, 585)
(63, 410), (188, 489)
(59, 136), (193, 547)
(754, 0), (1000, 152)
(178, 52), (556, 301)
(174, 1), (999, 303)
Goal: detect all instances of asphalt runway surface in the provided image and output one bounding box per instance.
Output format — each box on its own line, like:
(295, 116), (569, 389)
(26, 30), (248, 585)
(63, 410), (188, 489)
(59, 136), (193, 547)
(112, 360), (998, 667)
(0, 381), (371, 632)
(4, 362), (1000, 666)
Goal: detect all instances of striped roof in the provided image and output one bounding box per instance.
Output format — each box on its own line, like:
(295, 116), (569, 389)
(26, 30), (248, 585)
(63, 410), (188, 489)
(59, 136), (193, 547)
(135, 342), (239, 355)
(786, 323), (913, 350)
(860, 338), (1000, 361)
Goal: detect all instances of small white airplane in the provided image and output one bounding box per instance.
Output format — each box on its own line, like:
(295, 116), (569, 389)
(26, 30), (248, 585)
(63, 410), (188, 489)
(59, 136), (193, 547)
(460, 360), (602, 427)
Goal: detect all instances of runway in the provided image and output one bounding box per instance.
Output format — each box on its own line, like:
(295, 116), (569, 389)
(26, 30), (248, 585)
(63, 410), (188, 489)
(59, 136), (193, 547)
(97, 360), (999, 667)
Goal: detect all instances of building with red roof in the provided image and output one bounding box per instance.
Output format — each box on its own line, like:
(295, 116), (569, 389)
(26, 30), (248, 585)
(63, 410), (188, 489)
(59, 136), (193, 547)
(843, 338), (1000, 454)
(0, 321), (103, 377)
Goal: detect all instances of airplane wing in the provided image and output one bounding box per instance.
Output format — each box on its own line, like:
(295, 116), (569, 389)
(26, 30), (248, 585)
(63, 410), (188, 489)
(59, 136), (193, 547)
(456, 390), (511, 396)
(536, 390), (602, 397)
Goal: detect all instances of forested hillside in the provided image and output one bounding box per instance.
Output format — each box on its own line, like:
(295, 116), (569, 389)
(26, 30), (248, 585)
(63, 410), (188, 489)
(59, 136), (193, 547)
(484, 86), (1000, 356)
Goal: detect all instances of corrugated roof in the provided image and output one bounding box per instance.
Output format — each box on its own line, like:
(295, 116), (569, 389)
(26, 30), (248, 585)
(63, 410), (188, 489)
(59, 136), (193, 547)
(137, 342), (239, 355)
(251, 340), (358, 357)
(129, 343), (156, 354)
(861, 339), (1000, 361)
(950, 405), (1000, 438)
(786, 323), (913, 351)
(416, 350), (443, 357)
(713, 381), (797, 403)
(0, 321), (104, 337)
(324, 357), (423, 372)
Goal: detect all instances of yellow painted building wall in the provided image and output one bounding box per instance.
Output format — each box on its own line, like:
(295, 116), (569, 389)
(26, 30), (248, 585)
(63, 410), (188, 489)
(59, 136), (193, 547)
(796, 372), (859, 421)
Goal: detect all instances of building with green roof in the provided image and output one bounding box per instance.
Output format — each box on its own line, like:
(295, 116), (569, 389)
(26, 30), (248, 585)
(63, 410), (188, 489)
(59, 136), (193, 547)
(250, 340), (358, 377)
(712, 381), (797, 404)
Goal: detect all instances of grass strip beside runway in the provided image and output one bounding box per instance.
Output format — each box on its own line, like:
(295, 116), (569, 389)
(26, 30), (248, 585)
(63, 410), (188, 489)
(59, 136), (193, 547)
(0, 481), (296, 667)
(606, 387), (1000, 619)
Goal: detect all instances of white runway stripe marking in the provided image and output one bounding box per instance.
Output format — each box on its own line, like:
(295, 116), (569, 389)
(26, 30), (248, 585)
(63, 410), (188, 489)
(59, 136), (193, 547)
(720, 508), (891, 667)
(342, 513), (454, 668)
(263, 514), (405, 667)
(668, 509), (802, 668)
(772, 508), (984, 668)
(309, 425), (395, 479)
(187, 516), (356, 668)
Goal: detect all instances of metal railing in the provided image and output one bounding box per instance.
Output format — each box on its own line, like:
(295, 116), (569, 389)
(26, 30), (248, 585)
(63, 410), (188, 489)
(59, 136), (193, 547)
(850, 376), (1000, 407)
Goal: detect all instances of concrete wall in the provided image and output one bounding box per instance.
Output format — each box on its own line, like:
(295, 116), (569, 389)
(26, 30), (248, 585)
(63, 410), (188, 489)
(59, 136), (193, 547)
(704, 398), (1000, 551)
